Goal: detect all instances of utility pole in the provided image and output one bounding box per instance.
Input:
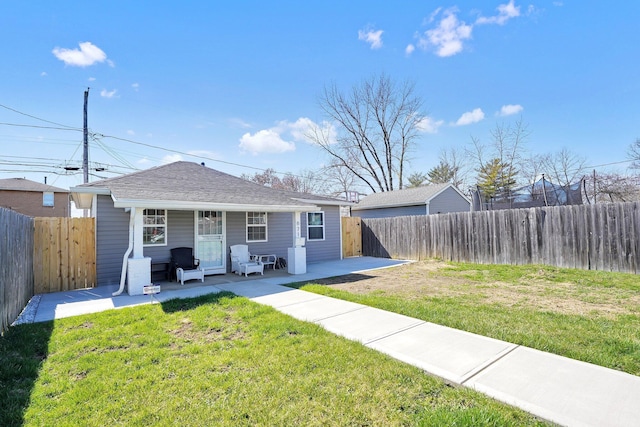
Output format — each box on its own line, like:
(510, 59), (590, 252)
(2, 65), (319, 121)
(83, 88), (89, 184)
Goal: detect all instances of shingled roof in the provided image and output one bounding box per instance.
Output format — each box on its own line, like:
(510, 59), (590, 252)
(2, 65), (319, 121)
(0, 178), (68, 193)
(71, 161), (345, 211)
(352, 183), (454, 210)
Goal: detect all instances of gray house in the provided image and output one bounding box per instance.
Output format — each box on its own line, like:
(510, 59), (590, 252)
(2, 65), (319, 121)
(351, 183), (471, 219)
(70, 161), (348, 295)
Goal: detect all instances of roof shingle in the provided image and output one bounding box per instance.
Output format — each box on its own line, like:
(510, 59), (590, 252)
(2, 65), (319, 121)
(352, 183), (452, 210)
(75, 161), (343, 208)
(0, 178), (68, 193)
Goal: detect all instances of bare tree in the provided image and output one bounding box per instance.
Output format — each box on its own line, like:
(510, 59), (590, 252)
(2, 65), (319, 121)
(436, 147), (469, 189)
(541, 148), (587, 187)
(242, 168), (328, 194)
(308, 73), (425, 193)
(469, 119), (530, 198)
(520, 153), (547, 197)
(588, 171), (640, 203)
(627, 138), (640, 169)
(320, 160), (361, 198)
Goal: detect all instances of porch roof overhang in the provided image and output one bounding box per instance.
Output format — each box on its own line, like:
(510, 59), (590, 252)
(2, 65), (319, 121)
(70, 187), (110, 209)
(112, 197), (318, 212)
(70, 186), (319, 212)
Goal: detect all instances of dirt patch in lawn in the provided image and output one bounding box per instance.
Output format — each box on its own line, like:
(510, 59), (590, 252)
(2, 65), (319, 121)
(310, 260), (640, 317)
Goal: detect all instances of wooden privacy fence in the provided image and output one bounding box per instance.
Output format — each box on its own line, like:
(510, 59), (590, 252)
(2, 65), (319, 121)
(33, 217), (96, 293)
(362, 202), (640, 274)
(0, 208), (34, 334)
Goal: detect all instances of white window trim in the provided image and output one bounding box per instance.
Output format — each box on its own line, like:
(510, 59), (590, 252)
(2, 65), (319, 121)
(143, 209), (168, 247)
(43, 192), (54, 207)
(307, 211), (325, 241)
(246, 211), (268, 243)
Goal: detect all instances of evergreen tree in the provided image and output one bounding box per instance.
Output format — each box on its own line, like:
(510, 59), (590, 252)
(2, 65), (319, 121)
(427, 161), (459, 185)
(407, 172), (428, 188)
(476, 158), (517, 199)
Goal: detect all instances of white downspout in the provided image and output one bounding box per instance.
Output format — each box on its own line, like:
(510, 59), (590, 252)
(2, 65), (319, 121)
(113, 208), (135, 296)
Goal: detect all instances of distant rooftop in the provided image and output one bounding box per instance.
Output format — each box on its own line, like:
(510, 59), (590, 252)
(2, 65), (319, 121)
(352, 183), (452, 210)
(0, 178), (68, 193)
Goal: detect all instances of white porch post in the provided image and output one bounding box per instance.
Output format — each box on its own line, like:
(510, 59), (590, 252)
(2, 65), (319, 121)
(287, 211), (307, 274)
(132, 207), (145, 258)
(127, 207), (151, 295)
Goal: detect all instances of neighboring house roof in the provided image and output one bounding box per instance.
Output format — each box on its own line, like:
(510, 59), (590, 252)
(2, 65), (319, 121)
(70, 161), (348, 211)
(352, 183), (468, 210)
(0, 178), (68, 193)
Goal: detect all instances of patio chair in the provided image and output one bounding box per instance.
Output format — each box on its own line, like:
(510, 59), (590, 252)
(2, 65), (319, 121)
(170, 247), (200, 282)
(230, 244), (264, 277)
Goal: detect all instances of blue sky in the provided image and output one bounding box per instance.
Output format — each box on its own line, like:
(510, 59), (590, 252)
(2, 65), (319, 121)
(1, 1), (639, 194)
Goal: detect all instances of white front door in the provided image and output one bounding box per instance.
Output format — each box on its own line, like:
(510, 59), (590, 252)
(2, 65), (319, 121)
(195, 211), (226, 275)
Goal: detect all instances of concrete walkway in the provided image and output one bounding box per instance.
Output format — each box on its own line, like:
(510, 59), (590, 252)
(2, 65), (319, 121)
(13, 257), (640, 426)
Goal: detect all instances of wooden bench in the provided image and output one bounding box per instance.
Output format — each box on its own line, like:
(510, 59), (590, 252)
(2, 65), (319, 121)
(151, 259), (171, 281)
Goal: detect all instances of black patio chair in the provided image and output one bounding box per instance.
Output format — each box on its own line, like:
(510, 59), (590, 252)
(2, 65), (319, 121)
(169, 247), (200, 281)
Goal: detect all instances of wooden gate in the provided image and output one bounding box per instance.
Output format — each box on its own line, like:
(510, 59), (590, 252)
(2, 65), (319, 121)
(33, 217), (96, 293)
(341, 216), (362, 258)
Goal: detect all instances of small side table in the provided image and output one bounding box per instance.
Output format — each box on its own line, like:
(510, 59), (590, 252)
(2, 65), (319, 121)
(254, 254), (277, 269)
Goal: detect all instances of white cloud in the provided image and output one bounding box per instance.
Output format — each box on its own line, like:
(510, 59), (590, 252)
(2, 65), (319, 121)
(416, 116), (444, 133)
(238, 117), (337, 154)
(126, 130), (135, 136)
(228, 117), (252, 129)
(418, 8), (473, 57)
(358, 28), (384, 49)
(455, 108), (485, 125)
(498, 104), (523, 116)
(405, 44), (415, 56)
(88, 77), (96, 82)
(40, 71), (47, 77)
(161, 154), (183, 164)
(239, 129), (295, 155)
(131, 83), (139, 91)
(100, 89), (118, 98)
(52, 41), (110, 67)
(476, 0), (521, 25)
(284, 117), (337, 145)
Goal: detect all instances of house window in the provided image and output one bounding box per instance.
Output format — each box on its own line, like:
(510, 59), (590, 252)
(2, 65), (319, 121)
(143, 209), (167, 246)
(43, 192), (54, 207)
(307, 212), (325, 241)
(246, 212), (267, 242)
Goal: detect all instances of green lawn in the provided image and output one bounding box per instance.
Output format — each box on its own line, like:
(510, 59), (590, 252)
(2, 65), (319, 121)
(289, 261), (640, 376)
(1, 292), (547, 426)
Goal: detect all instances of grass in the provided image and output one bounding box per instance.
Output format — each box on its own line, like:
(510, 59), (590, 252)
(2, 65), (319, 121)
(289, 261), (640, 376)
(0, 292), (547, 426)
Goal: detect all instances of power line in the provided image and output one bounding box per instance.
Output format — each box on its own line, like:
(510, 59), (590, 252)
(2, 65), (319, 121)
(97, 133), (276, 173)
(0, 122), (82, 132)
(0, 103), (80, 130)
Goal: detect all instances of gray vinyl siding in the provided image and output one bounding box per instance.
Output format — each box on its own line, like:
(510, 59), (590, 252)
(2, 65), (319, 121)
(226, 207), (342, 267)
(226, 211), (293, 271)
(95, 203), (343, 282)
(95, 201), (197, 286)
(353, 204), (426, 219)
(304, 205), (341, 262)
(429, 188), (471, 214)
(143, 210), (195, 262)
(95, 195), (130, 286)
